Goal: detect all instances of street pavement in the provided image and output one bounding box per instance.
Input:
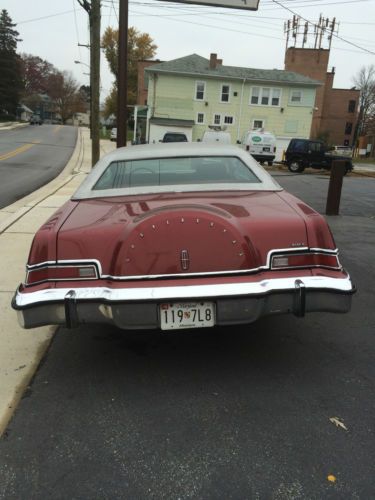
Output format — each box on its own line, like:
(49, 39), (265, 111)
(0, 128), (374, 497)
(0, 126), (115, 435)
(0, 128), (373, 436)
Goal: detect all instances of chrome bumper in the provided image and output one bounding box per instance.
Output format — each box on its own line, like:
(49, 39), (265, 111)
(12, 275), (355, 330)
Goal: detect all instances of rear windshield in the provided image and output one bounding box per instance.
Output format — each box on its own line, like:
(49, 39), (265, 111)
(163, 134), (187, 142)
(93, 156), (261, 190)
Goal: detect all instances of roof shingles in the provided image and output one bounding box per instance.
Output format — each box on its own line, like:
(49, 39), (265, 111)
(145, 54), (321, 86)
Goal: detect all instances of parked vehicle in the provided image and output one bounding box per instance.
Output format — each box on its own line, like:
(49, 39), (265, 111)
(29, 114), (43, 125)
(12, 142), (355, 331)
(201, 130), (231, 144)
(241, 129), (276, 166)
(160, 132), (188, 143)
(284, 138), (354, 173)
(110, 127), (117, 141)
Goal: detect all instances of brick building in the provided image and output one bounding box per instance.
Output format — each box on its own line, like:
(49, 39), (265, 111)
(284, 47), (359, 146)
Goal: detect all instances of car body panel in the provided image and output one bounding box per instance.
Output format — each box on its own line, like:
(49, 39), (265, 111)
(13, 143), (355, 330)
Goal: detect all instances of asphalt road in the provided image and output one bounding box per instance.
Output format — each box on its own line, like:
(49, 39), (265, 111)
(0, 173), (374, 499)
(0, 124), (77, 209)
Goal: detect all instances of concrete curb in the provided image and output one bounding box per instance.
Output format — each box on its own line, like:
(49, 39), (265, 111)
(0, 127), (116, 437)
(0, 127), (85, 437)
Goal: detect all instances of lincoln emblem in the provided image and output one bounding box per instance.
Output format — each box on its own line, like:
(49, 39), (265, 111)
(180, 249), (190, 271)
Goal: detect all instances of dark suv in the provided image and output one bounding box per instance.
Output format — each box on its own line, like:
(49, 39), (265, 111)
(284, 138), (353, 174)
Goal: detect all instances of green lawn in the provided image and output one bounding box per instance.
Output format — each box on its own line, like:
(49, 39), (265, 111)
(352, 157), (375, 164)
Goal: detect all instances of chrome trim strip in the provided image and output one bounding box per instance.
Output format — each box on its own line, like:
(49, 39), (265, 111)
(25, 248), (339, 282)
(15, 275), (354, 307)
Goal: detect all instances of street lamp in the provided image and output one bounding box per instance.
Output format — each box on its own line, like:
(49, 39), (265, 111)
(74, 60), (90, 69)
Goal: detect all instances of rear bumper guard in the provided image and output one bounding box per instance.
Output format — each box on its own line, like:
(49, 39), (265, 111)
(12, 275), (356, 330)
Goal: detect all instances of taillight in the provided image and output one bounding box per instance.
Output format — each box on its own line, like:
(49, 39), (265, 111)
(271, 252), (340, 270)
(26, 265), (98, 285)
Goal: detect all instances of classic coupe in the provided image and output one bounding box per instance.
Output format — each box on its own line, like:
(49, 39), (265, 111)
(12, 143), (355, 331)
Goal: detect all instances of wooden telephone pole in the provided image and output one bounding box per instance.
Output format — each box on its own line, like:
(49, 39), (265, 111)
(117, 0), (128, 148)
(77, 0), (101, 166)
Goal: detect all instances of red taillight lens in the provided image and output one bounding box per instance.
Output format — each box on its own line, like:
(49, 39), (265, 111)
(26, 265), (97, 285)
(272, 252), (340, 270)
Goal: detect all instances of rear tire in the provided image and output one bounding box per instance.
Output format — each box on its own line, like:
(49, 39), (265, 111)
(288, 159), (305, 173)
(268, 161), (273, 166)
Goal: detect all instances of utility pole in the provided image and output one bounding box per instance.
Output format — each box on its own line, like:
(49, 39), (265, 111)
(77, 0), (101, 166)
(117, 0), (128, 148)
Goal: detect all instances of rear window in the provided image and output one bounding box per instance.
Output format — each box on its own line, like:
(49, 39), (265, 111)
(93, 156), (261, 190)
(162, 133), (187, 142)
(288, 140), (308, 153)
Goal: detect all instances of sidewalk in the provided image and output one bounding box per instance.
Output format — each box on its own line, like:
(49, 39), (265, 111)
(0, 128), (115, 436)
(0, 121), (29, 131)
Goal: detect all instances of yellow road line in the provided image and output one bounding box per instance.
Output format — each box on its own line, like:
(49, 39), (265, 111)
(0, 141), (41, 162)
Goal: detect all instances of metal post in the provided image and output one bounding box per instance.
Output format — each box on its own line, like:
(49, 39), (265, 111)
(117, 0), (128, 148)
(325, 160), (346, 215)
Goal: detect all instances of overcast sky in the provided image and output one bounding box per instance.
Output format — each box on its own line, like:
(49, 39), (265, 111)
(2, 0), (375, 102)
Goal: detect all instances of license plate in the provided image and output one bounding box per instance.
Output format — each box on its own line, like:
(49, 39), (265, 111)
(263, 147), (270, 152)
(160, 302), (215, 330)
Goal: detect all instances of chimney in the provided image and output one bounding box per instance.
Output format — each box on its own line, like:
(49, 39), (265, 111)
(209, 53), (218, 70)
(217, 58), (223, 66)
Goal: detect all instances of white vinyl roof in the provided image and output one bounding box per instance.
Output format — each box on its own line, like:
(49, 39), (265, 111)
(72, 142), (282, 199)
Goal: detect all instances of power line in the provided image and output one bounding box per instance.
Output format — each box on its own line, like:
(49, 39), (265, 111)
(72, 1), (83, 62)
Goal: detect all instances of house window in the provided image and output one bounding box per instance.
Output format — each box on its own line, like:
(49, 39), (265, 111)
(224, 115), (234, 125)
(196, 112), (205, 124)
(345, 122), (353, 135)
(250, 87), (281, 106)
(261, 88), (270, 105)
(290, 90), (302, 103)
(348, 100), (356, 113)
(213, 114), (221, 125)
(271, 89), (281, 106)
(253, 119), (264, 129)
(251, 87), (260, 105)
(221, 84), (230, 102)
(195, 81), (205, 100)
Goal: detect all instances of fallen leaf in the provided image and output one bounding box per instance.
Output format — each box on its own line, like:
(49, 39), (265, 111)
(327, 474), (336, 483)
(329, 417), (348, 431)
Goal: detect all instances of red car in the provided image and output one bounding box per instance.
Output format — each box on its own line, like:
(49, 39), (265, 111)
(12, 143), (355, 331)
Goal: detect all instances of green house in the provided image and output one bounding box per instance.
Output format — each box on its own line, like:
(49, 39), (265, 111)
(145, 53), (321, 160)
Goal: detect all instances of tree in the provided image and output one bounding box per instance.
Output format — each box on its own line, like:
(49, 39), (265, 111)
(47, 71), (85, 123)
(0, 9), (23, 118)
(101, 26), (157, 117)
(352, 65), (375, 140)
(20, 53), (56, 96)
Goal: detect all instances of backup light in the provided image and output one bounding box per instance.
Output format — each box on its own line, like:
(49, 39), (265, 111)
(26, 265), (97, 285)
(272, 252), (340, 270)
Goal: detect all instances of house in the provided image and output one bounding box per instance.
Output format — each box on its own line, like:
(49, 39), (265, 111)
(144, 53), (321, 160)
(18, 104), (33, 122)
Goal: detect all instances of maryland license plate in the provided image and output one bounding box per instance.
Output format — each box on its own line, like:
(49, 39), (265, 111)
(160, 302), (215, 330)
